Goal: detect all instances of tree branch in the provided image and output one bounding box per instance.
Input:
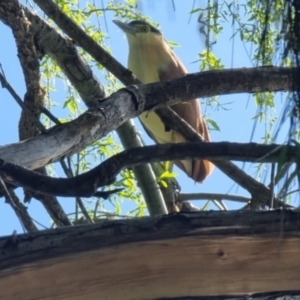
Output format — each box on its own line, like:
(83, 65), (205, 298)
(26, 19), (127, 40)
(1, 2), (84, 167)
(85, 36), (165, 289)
(0, 210), (300, 299)
(0, 176), (38, 232)
(179, 193), (251, 203)
(0, 142), (298, 198)
(0, 66), (45, 133)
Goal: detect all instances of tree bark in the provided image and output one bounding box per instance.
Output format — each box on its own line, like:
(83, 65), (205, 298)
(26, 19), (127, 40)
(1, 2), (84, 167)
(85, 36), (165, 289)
(0, 210), (300, 299)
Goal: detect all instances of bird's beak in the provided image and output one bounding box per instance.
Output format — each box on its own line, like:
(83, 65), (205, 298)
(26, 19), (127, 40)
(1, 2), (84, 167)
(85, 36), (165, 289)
(113, 20), (136, 36)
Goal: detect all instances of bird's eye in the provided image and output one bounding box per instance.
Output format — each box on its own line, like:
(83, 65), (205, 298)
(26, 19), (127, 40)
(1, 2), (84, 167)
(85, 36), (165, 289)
(142, 26), (149, 33)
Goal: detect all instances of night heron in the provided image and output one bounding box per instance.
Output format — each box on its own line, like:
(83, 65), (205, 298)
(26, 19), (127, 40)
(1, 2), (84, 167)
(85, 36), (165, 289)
(113, 19), (214, 182)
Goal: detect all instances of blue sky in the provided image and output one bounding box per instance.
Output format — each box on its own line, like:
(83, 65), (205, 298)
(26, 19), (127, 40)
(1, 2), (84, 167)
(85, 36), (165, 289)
(0, 0), (293, 235)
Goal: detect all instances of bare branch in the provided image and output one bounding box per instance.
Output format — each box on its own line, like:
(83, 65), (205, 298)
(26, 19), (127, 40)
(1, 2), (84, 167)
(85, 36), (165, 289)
(0, 66), (45, 133)
(0, 209), (299, 300)
(60, 159), (93, 224)
(0, 176), (38, 232)
(277, 167), (299, 199)
(179, 193), (251, 203)
(0, 142), (298, 199)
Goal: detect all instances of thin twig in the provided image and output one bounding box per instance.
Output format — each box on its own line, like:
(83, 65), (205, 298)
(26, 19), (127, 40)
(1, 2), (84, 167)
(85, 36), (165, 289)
(269, 163), (275, 209)
(277, 168), (298, 199)
(60, 159), (94, 224)
(40, 106), (61, 124)
(180, 192), (251, 203)
(0, 64), (45, 133)
(0, 175), (38, 232)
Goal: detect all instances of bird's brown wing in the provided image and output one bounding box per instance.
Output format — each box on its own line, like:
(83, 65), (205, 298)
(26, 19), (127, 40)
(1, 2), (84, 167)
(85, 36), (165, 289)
(158, 50), (214, 182)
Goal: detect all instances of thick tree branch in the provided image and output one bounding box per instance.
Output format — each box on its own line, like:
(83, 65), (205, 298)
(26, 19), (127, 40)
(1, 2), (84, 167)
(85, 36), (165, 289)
(0, 210), (299, 299)
(6, 2), (45, 140)
(0, 68), (298, 170)
(0, 142), (298, 198)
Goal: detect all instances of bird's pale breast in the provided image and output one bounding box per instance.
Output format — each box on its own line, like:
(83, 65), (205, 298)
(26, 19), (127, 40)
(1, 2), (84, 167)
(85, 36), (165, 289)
(128, 40), (181, 145)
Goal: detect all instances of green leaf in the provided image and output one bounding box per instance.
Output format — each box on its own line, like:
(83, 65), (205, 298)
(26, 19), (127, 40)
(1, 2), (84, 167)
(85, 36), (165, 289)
(202, 200), (211, 211)
(167, 40), (180, 48)
(206, 118), (221, 131)
(189, 8), (202, 14)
